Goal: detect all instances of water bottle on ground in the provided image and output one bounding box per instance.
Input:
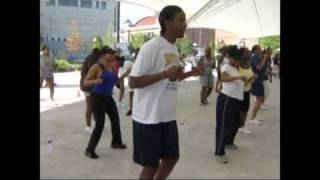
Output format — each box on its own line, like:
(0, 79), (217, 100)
(178, 119), (184, 133)
(47, 137), (53, 151)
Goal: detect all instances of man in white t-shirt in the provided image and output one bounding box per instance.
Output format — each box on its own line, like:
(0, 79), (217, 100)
(129, 5), (203, 180)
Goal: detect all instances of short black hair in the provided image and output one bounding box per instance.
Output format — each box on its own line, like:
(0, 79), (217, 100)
(99, 47), (116, 57)
(239, 47), (247, 56)
(41, 45), (49, 51)
(227, 45), (242, 60)
(159, 5), (184, 35)
(91, 48), (100, 56)
(252, 45), (260, 54)
(101, 45), (110, 49)
(219, 46), (228, 55)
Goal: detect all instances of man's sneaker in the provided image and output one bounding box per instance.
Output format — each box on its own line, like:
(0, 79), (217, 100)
(85, 126), (93, 133)
(215, 155), (228, 164)
(225, 144), (239, 150)
(85, 149), (99, 159)
(111, 143), (127, 149)
(238, 127), (252, 134)
(249, 119), (262, 125)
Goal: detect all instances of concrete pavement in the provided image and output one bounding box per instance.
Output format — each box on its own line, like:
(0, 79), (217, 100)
(40, 71), (280, 179)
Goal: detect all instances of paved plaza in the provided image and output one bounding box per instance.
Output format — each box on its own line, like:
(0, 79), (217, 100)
(40, 71), (280, 179)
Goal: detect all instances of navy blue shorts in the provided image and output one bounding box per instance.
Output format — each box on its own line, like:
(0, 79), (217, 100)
(133, 120), (179, 168)
(251, 82), (264, 97)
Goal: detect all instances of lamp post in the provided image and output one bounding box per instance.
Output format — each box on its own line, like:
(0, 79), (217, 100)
(193, 42), (197, 49)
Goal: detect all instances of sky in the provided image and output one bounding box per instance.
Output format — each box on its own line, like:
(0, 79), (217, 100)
(120, 2), (156, 27)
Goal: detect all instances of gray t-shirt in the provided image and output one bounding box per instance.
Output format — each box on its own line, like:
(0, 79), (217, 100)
(40, 51), (56, 78)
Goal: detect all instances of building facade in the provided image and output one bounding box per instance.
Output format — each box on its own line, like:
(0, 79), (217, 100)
(120, 16), (160, 44)
(40, 0), (117, 58)
(120, 15), (258, 54)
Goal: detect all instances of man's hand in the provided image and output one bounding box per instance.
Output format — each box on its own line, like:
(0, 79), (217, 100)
(162, 65), (184, 81)
(192, 65), (204, 76)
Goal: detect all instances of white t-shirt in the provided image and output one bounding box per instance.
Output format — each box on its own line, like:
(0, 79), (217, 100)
(221, 64), (244, 100)
(130, 36), (180, 124)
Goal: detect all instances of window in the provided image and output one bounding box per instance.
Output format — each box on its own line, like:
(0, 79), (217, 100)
(81, 0), (92, 8)
(51, 37), (55, 41)
(47, 0), (55, 6)
(58, 0), (78, 7)
(63, 38), (67, 42)
(101, 1), (106, 9)
(96, 1), (99, 9)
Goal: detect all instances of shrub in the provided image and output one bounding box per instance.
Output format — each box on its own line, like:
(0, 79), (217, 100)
(56, 59), (71, 72)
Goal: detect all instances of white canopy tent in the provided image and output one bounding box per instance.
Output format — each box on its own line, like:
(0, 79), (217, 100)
(119, 0), (280, 38)
(120, 0), (211, 19)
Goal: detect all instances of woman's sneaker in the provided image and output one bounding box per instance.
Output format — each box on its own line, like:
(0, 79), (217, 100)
(225, 144), (239, 150)
(111, 143), (127, 149)
(85, 126), (92, 133)
(200, 100), (207, 106)
(249, 119), (262, 125)
(238, 127), (252, 134)
(204, 99), (210, 105)
(215, 155), (228, 164)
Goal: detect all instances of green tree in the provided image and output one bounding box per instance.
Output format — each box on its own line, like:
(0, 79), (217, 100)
(91, 35), (103, 49)
(104, 23), (115, 48)
(144, 33), (156, 42)
(130, 33), (146, 50)
(176, 36), (193, 55)
(259, 35), (280, 51)
(128, 33), (156, 52)
(66, 20), (84, 53)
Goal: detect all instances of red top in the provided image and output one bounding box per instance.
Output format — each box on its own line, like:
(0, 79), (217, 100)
(113, 62), (120, 76)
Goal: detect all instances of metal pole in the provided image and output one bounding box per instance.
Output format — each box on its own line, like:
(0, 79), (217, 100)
(116, 1), (120, 43)
(50, 7), (52, 40)
(199, 28), (202, 47)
